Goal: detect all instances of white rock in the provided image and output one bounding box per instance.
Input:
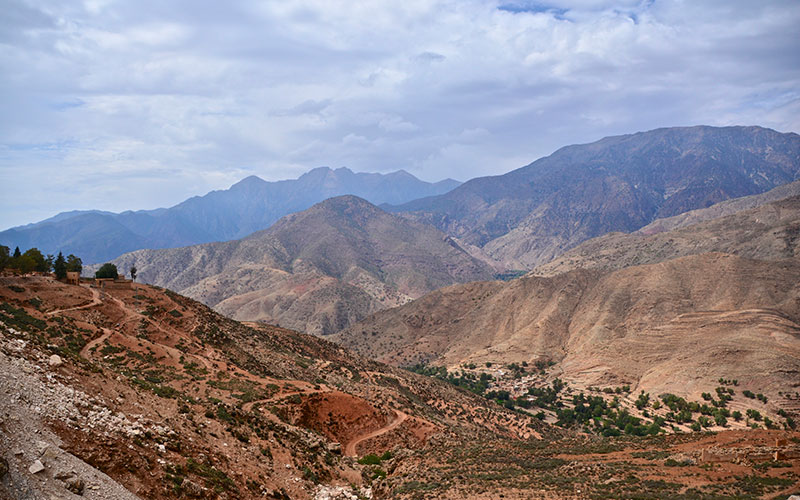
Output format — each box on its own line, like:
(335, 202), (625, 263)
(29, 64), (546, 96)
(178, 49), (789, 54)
(48, 355), (63, 368)
(29, 460), (45, 474)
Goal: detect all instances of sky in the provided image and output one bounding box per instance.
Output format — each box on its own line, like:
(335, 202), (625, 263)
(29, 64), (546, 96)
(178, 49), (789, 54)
(1, 0), (799, 229)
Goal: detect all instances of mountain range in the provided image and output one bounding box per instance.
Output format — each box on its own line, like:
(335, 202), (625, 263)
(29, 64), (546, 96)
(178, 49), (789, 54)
(389, 125), (800, 268)
(0, 167), (460, 264)
(334, 193), (800, 405)
(78, 125), (800, 337)
(6, 269), (793, 499)
(103, 195), (494, 335)
(3, 124), (800, 499)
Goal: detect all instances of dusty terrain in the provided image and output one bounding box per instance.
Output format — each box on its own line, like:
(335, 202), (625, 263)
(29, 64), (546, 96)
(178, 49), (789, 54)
(0, 275), (539, 499)
(1, 276), (799, 498)
(334, 252), (800, 417)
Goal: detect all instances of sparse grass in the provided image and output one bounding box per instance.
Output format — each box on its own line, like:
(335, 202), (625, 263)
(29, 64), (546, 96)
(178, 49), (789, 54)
(186, 458), (237, 494)
(0, 302), (46, 332)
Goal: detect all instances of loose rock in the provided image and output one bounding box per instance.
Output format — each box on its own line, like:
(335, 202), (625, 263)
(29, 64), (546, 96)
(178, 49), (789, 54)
(29, 459), (45, 474)
(183, 478), (207, 497)
(65, 476), (85, 495)
(48, 355), (63, 368)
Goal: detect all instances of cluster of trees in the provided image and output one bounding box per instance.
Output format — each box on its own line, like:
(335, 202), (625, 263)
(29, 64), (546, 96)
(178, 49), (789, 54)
(408, 364), (494, 395)
(0, 245), (82, 277)
(1, 245), (139, 282)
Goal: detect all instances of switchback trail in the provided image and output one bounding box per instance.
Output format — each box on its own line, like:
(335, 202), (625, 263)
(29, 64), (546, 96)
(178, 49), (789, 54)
(344, 409), (408, 457)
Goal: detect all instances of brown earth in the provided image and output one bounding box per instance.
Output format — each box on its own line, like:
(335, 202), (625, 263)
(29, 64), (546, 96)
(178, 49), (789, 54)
(334, 252), (800, 414)
(0, 275), (546, 499)
(2, 276), (799, 498)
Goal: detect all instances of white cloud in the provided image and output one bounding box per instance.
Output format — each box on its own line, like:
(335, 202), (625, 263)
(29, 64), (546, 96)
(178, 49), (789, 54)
(1, 0), (799, 228)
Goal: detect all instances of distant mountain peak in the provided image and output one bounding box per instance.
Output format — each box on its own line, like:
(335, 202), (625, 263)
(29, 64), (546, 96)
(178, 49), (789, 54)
(230, 175), (267, 189)
(1, 165), (461, 263)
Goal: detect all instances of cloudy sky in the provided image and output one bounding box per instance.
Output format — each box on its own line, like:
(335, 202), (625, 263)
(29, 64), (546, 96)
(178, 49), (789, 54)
(1, 0), (799, 229)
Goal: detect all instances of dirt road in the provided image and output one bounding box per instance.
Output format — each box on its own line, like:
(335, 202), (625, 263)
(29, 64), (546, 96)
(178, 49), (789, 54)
(344, 409), (408, 457)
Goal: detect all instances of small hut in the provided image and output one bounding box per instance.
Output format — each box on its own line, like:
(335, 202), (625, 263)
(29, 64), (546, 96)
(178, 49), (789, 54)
(66, 271), (80, 285)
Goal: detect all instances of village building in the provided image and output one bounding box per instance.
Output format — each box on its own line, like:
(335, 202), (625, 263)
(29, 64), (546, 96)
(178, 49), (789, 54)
(66, 271), (80, 285)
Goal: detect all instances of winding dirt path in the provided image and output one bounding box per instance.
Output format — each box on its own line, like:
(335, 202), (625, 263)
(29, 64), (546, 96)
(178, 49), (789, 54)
(46, 286), (101, 316)
(80, 327), (114, 359)
(344, 409), (408, 457)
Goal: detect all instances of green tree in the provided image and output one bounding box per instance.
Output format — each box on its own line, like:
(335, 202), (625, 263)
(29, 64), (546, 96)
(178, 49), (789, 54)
(746, 409), (762, 421)
(23, 248), (48, 272)
(13, 246), (21, 258)
(16, 254), (36, 273)
(54, 252), (67, 280)
(66, 255), (82, 274)
(95, 263), (118, 279)
(130, 265), (137, 281)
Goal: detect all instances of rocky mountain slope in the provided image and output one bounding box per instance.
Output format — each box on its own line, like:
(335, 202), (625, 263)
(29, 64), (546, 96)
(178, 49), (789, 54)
(334, 252), (800, 412)
(636, 179), (800, 235)
(4, 275), (800, 499)
(390, 126), (800, 268)
(532, 193), (800, 277)
(337, 189), (800, 396)
(0, 167), (460, 264)
(104, 196), (494, 335)
(0, 275), (541, 500)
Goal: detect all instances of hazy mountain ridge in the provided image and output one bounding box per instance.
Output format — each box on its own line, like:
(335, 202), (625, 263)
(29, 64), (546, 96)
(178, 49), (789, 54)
(0, 167), (461, 263)
(390, 126), (800, 268)
(104, 196), (494, 335)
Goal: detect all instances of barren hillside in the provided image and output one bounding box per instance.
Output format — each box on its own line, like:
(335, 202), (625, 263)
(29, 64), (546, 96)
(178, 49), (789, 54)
(3, 276), (800, 498)
(104, 196), (494, 335)
(334, 252), (800, 411)
(0, 275), (541, 499)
